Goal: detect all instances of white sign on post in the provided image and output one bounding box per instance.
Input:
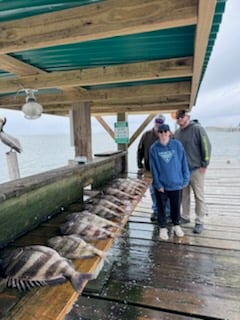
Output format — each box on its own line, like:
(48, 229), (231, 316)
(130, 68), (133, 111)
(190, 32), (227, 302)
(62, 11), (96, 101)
(114, 121), (129, 144)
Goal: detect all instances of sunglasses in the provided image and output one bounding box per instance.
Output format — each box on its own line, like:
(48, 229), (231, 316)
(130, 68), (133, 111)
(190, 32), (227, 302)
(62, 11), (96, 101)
(159, 130), (168, 134)
(155, 119), (164, 124)
(176, 114), (185, 120)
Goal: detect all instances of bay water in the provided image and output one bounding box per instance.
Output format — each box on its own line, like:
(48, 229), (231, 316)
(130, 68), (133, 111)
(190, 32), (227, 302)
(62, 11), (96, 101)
(0, 130), (239, 184)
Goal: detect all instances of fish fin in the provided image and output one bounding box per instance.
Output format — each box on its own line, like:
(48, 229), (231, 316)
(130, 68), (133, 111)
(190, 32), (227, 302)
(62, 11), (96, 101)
(70, 272), (95, 293)
(98, 251), (111, 264)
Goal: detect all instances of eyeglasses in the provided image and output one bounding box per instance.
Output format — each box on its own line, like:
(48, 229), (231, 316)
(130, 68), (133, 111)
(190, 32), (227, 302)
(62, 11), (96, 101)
(159, 130), (168, 134)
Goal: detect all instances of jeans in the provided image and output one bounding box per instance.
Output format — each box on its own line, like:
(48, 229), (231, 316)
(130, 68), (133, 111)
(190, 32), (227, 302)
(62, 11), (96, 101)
(181, 168), (206, 224)
(150, 183), (170, 217)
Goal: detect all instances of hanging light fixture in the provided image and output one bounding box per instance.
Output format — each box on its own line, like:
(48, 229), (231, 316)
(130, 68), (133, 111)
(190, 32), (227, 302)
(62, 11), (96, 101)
(21, 89), (43, 120)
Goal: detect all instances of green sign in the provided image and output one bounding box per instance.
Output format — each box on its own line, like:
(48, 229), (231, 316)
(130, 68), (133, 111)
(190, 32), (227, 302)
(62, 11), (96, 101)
(114, 121), (129, 144)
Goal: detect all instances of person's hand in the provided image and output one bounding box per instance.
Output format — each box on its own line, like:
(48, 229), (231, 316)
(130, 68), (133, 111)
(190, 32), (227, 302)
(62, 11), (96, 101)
(199, 167), (207, 174)
(158, 188), (164, 192)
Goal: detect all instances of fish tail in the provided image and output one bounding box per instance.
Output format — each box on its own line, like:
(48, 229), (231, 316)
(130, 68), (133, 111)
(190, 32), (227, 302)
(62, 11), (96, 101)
(95, 249), (111, 264)
(71, 272), (95, 293)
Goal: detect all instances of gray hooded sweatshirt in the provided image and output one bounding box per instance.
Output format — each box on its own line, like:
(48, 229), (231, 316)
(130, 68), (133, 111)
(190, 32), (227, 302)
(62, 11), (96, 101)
(174, 121), (211, 171)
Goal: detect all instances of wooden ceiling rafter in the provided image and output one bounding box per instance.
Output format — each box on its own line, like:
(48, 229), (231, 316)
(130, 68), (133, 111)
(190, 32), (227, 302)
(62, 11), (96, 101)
(0, 0), (222, 116)
(0, 0), (197, 54)
(0, 56), (193, 94)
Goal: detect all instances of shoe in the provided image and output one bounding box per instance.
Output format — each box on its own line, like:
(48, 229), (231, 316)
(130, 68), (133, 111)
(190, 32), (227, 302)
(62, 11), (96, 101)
(180, 217), (190, 224)
(150, 212), (157, 222)
(193, 224), (203, 234)
(173, 225), (184, 237)
(159, 228), (169, 240)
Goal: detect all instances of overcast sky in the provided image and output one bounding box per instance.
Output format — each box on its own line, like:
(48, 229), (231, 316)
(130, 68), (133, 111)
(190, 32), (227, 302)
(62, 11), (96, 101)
(0, 0), (239, 135)
(191, 0), (240, 127)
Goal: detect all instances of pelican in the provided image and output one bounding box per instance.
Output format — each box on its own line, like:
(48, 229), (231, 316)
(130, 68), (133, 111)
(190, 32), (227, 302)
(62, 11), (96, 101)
(0, 117), (23, 153)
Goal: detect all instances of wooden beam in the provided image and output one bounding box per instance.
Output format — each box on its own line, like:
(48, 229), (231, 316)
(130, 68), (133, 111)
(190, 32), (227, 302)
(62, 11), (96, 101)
(0, 54), (45, 75)
(0, 89), (190, 108)
(95, 116), (115, 139)
(189, 0), (217, 108)
(0, 57), (193, 94)
(36, 102), (188, 115)
(0, 0), (197, 54)
(128, 114), (156, 147)
(72, 102), (92, 159)
(91, 104), (188, 114)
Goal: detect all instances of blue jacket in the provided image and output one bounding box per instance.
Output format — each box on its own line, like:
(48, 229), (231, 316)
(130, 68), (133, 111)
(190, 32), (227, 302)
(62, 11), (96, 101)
(150, 139), (190, 191)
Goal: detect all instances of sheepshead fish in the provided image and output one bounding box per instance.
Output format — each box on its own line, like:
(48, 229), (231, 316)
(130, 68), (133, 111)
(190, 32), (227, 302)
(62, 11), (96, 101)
(48, 235), (109, 261)
(60, 220), (115, 240)
(87, 198), (125, 213)
(66, 210), (120, 229)
(103, 194), (126, 206)
(84, 204), (122, 220)
(0, 245), (94, 292)
(123, 177), (148, 188)
(104, 187), (138, 200)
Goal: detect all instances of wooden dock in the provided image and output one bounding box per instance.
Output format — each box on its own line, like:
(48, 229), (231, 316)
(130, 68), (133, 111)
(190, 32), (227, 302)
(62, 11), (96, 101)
(0, 158), (239, 320)
(65, 158), (240, 320)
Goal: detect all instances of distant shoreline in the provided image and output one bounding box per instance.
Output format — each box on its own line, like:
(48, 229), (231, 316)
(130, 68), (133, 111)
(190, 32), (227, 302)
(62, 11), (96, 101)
(206, 127), (240, 132)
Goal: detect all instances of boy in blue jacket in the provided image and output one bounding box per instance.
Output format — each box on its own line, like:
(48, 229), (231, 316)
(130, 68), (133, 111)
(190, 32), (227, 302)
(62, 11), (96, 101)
(150, 124), (190, 240)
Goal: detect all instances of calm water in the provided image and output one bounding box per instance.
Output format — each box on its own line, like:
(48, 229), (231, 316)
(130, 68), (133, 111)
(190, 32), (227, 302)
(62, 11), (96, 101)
(0, 130), (240, 184)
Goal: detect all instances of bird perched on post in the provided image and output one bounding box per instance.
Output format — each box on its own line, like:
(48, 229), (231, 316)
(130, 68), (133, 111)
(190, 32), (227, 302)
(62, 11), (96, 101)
(0, 117), (23, 153)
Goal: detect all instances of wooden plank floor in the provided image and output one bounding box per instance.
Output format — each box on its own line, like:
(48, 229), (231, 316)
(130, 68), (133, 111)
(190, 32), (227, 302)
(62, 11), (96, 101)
(0, 189), (146, 320)
(65, 158), (240, 320)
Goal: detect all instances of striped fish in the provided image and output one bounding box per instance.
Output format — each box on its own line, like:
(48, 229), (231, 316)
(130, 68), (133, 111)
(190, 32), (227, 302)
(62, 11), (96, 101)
(59, 220), (115, 240)
(103, 194), (126, 206)
(66, 210), (120, 229)
(48, 235), (109, 261)
(84, 204), (122, 220)
(104, 186), (138, 200)
(86, 198), (125, 213)
(0, 245), (94, 292)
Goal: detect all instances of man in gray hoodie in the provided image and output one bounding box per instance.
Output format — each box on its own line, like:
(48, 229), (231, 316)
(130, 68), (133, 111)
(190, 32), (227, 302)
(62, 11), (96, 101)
(174, 110), (211, 234)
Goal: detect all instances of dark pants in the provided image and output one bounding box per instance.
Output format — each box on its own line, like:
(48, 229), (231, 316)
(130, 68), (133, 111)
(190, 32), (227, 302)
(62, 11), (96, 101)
(155, 189), (182, 228)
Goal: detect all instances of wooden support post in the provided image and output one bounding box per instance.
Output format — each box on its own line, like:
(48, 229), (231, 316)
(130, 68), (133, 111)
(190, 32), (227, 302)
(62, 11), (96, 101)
(6, 151), (20, 180)
(72, 102), (92, 161)
(117, 112), (128, 173)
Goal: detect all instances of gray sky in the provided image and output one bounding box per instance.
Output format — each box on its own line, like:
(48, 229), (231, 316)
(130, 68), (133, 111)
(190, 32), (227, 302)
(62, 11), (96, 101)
(191, 0), (240, 127)
(0, 0), (239, 135)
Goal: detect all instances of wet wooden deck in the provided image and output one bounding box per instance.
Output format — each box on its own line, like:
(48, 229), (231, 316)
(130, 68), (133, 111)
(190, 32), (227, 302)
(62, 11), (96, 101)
(65, 158), (240, 320)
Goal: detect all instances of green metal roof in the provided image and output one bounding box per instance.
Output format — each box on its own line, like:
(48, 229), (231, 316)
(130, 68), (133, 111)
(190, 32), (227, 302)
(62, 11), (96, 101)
(0, 0), (103, 22)
(0, 0), (227, 114)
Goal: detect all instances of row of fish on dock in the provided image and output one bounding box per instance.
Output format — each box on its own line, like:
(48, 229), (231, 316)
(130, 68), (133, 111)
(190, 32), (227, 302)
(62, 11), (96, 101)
(0, 178), (148, 293)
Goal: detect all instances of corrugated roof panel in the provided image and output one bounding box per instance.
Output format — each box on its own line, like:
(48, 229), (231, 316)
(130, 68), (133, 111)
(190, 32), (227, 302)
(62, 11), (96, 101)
(0, 0), (103, 22)
(10, 26), (195, 72)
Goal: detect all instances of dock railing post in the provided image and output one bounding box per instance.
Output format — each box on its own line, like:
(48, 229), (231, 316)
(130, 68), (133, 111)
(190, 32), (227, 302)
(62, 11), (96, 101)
(6, 151), (20, 180)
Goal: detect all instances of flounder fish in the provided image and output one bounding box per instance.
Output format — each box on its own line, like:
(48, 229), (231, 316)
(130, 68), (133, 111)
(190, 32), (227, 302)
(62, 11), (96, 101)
(0, 245), (94, 292)
(48, 235), (109, 261)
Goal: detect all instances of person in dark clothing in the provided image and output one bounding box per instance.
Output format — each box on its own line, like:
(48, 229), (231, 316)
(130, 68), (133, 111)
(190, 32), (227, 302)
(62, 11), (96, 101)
(150, 124), (190, 240)
(137, 114), (171, 221)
